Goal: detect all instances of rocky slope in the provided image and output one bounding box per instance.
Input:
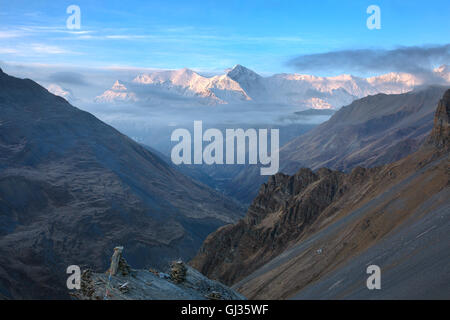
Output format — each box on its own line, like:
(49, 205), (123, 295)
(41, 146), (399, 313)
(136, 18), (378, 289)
(0, 69), (243, 299)
(227, 86), (449, 204)
(280, 85), (449, 173)
(73, 247), (245, 300)
(190, 89), (450, 299)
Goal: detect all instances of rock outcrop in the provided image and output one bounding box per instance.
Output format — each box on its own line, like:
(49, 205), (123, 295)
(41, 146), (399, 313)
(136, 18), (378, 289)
(226, 86), (449, 204)
(190, 166), (380, 285)
(72, 247), (245, 300)
(427, 89), (450, 149)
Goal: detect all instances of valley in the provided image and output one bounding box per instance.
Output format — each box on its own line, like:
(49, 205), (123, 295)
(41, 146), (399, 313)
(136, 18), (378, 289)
(0, 68), (448, 300)
(190, 89), (450, 299)
(0, 68), (243, 298)
(1, 0), (449, 303)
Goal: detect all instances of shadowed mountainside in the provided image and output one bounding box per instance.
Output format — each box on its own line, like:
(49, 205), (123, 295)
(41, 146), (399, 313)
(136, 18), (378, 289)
(0, 69), (243, 299)
(280, 85), (448, 172)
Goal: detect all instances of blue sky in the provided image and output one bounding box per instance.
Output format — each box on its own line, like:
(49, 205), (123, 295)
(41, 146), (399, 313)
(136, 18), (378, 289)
(0, 0), (449, 74)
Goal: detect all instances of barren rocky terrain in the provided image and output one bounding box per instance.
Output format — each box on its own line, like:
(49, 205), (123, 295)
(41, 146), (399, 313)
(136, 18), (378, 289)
(228, 86), (448, 204)
(191, 89), (450, 299)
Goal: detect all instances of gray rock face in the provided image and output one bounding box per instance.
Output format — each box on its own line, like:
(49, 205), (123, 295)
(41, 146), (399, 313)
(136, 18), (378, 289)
(190, 166), (368, 286)
(73, 250), (245, 300)
(427, 89), (450, 149)
(0, 69), (243, 299)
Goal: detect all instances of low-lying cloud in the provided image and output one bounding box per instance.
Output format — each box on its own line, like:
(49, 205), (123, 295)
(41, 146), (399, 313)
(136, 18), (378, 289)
(48, 71), (89, 86)
(287, 44), (450, 83)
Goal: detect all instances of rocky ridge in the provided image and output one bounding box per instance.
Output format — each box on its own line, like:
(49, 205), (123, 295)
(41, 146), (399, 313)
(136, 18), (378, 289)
(190, 89), (450, 299)
(73, 247), (245, 300)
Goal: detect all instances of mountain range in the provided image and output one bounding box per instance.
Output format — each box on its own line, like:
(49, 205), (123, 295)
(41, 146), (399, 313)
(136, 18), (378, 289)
(1, 65), (449, 300)
(93, 64), (450, 110)
(223, 85), (449, 204)
(190, 89), (450, 299)
(281, 86), (448, 171)
(0, 68), (243, 299)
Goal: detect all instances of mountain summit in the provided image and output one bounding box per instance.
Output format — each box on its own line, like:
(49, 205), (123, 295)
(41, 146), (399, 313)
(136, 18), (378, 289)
(95, 65), (450, 108)
(226, 64), (262, 82)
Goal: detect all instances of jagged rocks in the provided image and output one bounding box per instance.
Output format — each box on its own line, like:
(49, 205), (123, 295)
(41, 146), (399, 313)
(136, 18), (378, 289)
(190, 167), (351, 285)
(170, 260), (187, 283)
(191, 89), (450, 299)
(206, 291), (222, 300)
(72, 247), (245, 300)
(78, 269), (95, 299)
(118, 257), (131, 276)
(107, 246), (132, 276)
(428, 89), (450, 149)
(190, 90), (450, 286)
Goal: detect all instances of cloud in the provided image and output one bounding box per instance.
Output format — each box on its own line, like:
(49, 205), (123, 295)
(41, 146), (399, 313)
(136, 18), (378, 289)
(0, 48), (19, 54)
(0, 44), (71, 56)
(287, 44), (450, 82)
(30, 44), (70, 54)
(0, 30), (24, 38)
(17, 26), (93, 35)
(105, 35), (149, 40)
(48, 71), (89, 86)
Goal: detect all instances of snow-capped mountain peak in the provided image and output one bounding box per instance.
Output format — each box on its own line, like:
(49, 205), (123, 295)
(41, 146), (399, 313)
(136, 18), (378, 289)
(227, 64), (261, 81)
(95, 80), (138, 104)
(111, 80), (128, 91)
(95, 64), (450, 108)
(434, 64), (449, 73)
(129, 67), (251, 104)
(434, 64), (450, 82)
(47, 84), (74, 101)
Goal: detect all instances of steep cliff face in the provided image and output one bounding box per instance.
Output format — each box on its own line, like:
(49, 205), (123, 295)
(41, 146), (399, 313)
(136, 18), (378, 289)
(191, 165), (382, 285)
(427, 89), (450, 149)
(191, 90), (450, 299)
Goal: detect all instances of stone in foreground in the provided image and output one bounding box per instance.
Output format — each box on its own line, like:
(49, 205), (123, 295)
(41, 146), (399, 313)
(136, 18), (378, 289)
(72, 248), (245, 300)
